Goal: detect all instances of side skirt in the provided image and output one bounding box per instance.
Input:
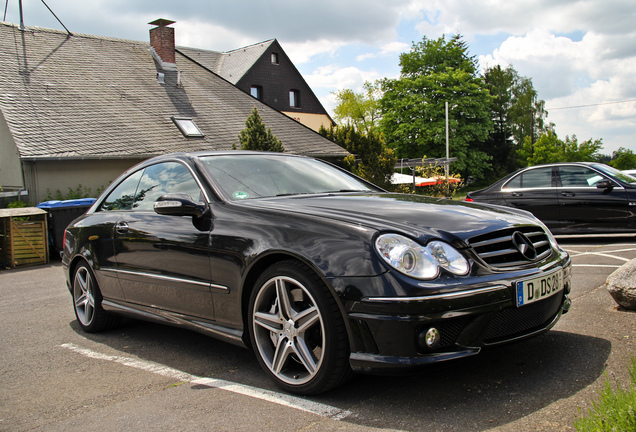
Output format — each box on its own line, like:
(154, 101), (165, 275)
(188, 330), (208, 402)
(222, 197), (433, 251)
(102, 299), (247, 348)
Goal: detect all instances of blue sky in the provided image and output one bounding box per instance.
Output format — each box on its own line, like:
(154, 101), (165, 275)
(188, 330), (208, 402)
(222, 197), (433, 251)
(4, 0), (636, 157)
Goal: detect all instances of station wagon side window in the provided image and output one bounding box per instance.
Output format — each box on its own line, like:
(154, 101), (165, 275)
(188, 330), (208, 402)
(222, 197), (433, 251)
(557, 166), (604, 187)
(503, 167), (553, 189)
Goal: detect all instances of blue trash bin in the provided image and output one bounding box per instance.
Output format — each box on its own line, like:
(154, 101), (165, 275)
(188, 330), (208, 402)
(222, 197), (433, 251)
(37, 198), (97, 255)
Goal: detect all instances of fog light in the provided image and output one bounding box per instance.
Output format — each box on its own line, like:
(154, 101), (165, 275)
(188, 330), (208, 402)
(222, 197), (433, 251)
(562, 297), (572, 313)
(425, 327), (440, 348)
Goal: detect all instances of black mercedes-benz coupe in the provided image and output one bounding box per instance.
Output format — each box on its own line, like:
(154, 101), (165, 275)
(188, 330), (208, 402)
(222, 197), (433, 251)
(466, 162), (636, 233)
(63, 151), (572, 394)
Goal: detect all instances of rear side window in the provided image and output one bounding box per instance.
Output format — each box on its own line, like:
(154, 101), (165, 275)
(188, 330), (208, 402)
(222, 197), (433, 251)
(503, 167), (553, 189)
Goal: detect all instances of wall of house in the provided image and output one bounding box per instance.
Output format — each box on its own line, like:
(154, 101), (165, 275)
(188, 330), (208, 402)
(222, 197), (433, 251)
(236, 41), (331, 118)
(26, 159), (144, 204)
(0, 112), (24, 189)
(281, 112), (334, 132)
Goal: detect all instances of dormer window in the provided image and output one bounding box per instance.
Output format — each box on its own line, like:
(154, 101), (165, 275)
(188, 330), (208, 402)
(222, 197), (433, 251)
(172, 117), (204, 137)
(250, 85), (262, 100)
(271, 52), (279, 64)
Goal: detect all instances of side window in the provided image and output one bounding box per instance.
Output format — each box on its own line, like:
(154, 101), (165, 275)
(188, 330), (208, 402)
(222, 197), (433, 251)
(250, 85), (262, 100)
(503, 167), (553, 189)
(289, 90), (300, 108)
(133, 162), (203, 211)
(100, 170), (143, 211)
(558, 166), (604, 187)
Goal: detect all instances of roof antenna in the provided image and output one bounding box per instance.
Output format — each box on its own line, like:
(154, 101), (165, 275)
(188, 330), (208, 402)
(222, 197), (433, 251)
(40, 0), (73, 35)
(18, 0), (24, 30)
(15, 0), (73, 35)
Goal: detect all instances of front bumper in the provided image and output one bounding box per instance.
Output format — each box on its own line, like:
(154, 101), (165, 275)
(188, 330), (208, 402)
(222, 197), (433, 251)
(334, 258), (572, 374)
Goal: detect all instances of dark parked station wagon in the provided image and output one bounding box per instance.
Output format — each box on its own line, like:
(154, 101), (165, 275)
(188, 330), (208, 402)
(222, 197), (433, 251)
(466, 162), (636, 233)
(63, 151), (572, 394)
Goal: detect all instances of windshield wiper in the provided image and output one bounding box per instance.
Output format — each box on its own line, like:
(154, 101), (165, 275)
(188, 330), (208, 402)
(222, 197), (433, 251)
(275, 192), (311, 197)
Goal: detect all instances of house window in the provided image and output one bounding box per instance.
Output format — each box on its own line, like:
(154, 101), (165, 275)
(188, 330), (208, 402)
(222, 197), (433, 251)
(271, 52), (279, 64)
(250, 85), (262, 100)
(172, 117), (204, 137)
(289, 90), (300, 108)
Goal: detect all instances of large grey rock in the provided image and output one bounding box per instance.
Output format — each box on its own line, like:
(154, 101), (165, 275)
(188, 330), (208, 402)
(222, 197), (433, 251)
(606, 259), (636, 310)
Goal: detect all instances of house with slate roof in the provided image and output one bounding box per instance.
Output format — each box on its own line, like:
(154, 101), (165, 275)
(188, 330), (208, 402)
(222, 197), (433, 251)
(178, 39), (334, 132)
(0, 19), (346, 204)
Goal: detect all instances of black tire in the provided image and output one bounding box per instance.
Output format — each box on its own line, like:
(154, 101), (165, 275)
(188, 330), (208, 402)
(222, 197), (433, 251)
(248, 260), (352, 395)
(72, 262), (119, 332)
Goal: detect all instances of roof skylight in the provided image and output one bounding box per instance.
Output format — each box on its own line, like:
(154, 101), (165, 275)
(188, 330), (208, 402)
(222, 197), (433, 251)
(172, 117), (204, 137)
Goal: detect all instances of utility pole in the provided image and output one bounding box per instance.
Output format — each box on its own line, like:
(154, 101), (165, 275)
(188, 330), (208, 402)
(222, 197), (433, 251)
(445, 102), (450, 197)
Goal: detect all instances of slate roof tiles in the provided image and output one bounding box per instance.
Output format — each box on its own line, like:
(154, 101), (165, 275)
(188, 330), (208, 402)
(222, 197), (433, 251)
(0, 22), (346, 159)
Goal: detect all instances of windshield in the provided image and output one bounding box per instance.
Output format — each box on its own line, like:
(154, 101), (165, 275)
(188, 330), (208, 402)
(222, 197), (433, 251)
(200, 154), (378, 200)
(593, 164), (636, 184)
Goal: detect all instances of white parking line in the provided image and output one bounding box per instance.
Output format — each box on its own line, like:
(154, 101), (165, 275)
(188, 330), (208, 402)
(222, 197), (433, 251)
(567, 252), (631, 262)
(60, 343), (351, 421)
(565, 247), (636, 254)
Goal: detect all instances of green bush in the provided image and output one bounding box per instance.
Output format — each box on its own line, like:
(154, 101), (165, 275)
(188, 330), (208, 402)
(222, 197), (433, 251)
(575, 358), (636, 431)
(7, 200), (27, 208)
(45, 184), (104, 201)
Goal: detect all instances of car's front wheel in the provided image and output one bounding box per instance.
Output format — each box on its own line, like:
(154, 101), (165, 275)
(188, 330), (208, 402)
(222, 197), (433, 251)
(248, 260), (351, 395)
(72, 262), (119, 332)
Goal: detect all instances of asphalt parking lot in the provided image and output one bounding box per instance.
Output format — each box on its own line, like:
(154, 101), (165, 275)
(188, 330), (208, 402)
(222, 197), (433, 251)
(1, 235), (635, 432)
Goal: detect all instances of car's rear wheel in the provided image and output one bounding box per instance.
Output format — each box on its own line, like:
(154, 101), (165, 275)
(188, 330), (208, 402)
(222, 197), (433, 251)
(248, 260), (351, 395)
(73, 262), (119, 332)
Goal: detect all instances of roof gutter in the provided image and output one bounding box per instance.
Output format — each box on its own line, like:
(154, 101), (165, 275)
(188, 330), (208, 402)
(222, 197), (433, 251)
(20, 155), (157, 162)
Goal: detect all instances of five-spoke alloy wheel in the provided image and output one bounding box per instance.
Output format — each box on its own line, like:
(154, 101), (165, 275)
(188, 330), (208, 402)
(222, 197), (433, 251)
(249, 261), (351, 395)
(72, 262), (118, 332)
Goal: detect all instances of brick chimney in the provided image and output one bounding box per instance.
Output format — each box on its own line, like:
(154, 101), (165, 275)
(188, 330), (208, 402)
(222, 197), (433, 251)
(149, 19), (176, 69)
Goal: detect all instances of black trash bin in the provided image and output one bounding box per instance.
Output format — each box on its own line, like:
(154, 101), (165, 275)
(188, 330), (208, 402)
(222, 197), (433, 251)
(36, 198), (97, 256)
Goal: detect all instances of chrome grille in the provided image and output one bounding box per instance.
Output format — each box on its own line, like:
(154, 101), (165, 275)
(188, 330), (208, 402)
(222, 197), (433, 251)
(468, 226), (552, 268)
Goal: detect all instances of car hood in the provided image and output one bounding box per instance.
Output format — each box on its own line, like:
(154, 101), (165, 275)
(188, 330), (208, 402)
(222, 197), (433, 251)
(239, 193), (540, 245)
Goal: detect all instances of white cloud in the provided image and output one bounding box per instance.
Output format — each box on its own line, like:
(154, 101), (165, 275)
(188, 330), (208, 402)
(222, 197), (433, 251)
(356, 41), (410, 61)
(174, 20), (256, 52)
(305, 66), (382, 91)
(282, 40), (347, 65)
(303, 66), (384, 116)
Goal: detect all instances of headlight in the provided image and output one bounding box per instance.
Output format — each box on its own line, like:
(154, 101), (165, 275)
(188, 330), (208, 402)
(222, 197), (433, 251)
(375, 234), (469, 280)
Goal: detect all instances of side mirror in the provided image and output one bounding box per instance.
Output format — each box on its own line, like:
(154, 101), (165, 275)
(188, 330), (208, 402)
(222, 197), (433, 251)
(154, 194), (206, 218)
(596, 180), (614, 190)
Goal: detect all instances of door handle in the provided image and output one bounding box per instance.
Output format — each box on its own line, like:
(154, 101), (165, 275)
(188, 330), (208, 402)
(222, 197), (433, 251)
(115, 221), (129, 234)
(561, 191), (575, 197)
(511, 192), (523, 197)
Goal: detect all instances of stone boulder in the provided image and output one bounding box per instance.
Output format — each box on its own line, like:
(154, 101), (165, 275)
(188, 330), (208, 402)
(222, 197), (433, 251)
(606, 259), (636, 310)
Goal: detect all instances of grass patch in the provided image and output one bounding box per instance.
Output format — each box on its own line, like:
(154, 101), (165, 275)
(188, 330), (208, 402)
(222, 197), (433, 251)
(575, 358), (636, 431)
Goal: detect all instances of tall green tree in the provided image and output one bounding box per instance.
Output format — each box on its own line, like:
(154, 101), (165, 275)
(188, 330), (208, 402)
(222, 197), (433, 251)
(379, 35), (493, 180)
(332, 81), (382, 133)
(483, 65), (550, 179)
(609, 147), (636, 170)
(518, 131), (603, 166)
(319, 124), (396, 190)
(238, 107), (285, 152)
(509, 74), (550, 157)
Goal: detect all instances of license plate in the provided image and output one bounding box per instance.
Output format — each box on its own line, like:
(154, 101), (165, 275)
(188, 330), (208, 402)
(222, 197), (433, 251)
(516, 269), (563, 307)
